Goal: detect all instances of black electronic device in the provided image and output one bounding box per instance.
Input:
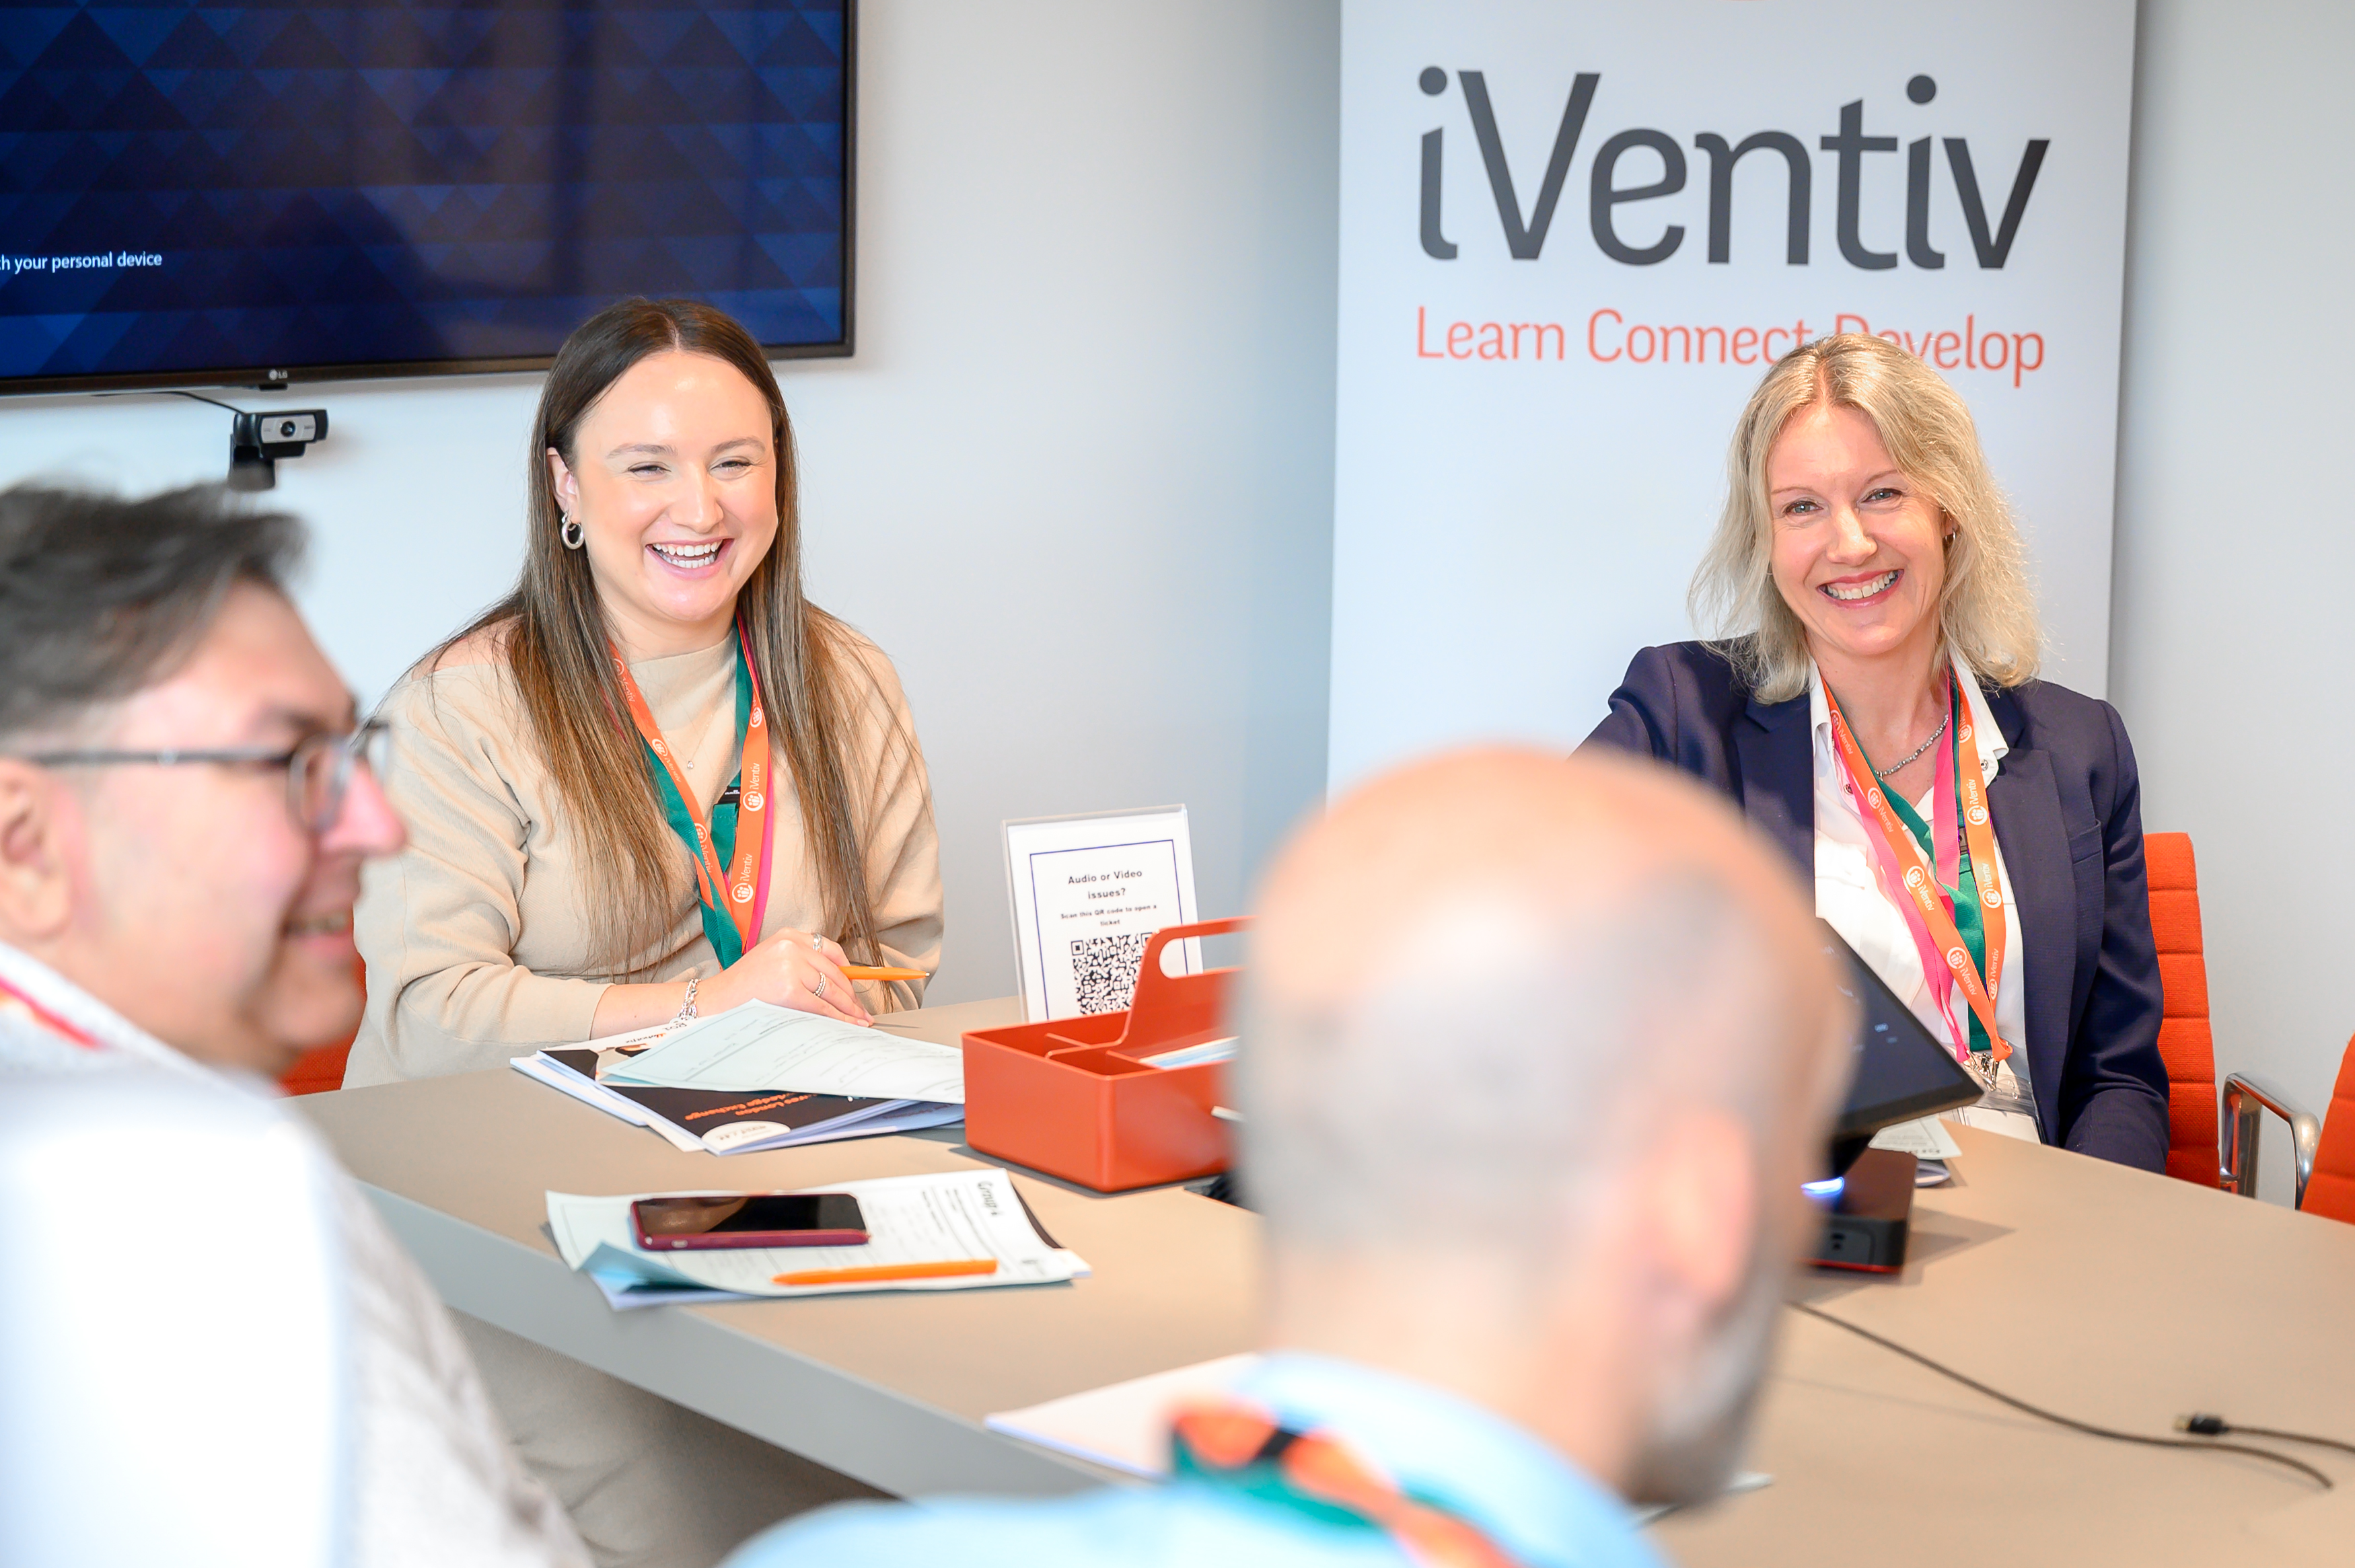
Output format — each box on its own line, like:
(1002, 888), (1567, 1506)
(228, 408), (329, 491)
(1821, 923), (1986, 1177)
(1805, 927), (1987, 1273)
(1810, 1146), (1918, 1272)
(630, 1193), (867, 1252)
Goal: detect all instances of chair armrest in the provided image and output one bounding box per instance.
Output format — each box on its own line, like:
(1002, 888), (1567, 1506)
(2221, 1072), (2323, 1208)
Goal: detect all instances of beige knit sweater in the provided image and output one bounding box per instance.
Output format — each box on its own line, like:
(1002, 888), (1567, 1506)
(347, 631), (941, 1085)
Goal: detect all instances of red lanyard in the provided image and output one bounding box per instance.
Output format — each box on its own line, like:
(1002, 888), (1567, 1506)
(0, 973), (99, 1049)
(1173, 1401), (1530, 1568)
(610, 626), (774, 953)
(1823, 675), (2010, 1067)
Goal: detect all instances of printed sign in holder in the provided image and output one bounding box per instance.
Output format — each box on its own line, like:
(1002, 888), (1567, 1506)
(1003, 806), (1199, 1024)
(962, 919), (1243, 1193)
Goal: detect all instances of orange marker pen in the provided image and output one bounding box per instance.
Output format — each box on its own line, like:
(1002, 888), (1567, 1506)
(773, 1258), (999, 1287)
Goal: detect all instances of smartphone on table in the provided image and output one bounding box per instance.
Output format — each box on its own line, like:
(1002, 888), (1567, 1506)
(631, 1193), (868, 1250)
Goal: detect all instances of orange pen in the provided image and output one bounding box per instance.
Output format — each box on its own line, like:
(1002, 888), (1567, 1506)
(773, 1258), (999, 1287)
(841, 965), (928, 983)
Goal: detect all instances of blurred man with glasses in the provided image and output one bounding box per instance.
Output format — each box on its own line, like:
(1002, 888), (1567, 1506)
(0, 485), (587, 1566)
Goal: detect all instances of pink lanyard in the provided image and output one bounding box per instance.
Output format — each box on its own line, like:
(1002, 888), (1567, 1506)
(1823, 677), (2010, 1068)
(0, 973), (98, 1049)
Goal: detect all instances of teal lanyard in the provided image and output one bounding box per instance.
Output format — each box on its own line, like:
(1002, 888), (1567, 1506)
(1875, 685), (1989, 1059)
(640, 640), (753, 967)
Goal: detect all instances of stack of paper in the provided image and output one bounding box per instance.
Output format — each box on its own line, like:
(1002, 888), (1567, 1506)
(606, 1002), (966, 1103)
(510, 1004), (965, 1156)
(548, 1168), (1089, 1310)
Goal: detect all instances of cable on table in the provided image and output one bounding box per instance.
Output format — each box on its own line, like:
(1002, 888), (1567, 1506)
(1791, 1301), (2333, 1491)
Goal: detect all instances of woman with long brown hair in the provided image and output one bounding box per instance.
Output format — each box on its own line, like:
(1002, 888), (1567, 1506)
(346, 299), (934, 1560)
(349, 298), (939, 1086)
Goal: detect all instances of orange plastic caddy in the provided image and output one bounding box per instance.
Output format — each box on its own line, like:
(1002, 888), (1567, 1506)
(960, 918), (1244, 1192)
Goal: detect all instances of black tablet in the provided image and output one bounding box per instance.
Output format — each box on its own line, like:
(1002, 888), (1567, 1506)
(1823, 922), (1986, 1139)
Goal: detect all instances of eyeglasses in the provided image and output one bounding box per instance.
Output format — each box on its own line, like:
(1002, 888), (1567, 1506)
(19, 719), (391, 834)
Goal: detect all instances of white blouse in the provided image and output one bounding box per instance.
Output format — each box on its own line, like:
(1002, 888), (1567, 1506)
(1809, 652), (2039, 1142)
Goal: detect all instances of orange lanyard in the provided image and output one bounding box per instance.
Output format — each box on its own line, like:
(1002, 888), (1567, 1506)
(1823, 675), (2010, 1067)
(0, 973), (98, 1049)
(1173, 1401), (1529, 1568)
(610, 627), (773, 955)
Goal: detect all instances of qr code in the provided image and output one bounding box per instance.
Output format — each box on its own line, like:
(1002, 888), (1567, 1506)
(1071, 930), (1154, 1014)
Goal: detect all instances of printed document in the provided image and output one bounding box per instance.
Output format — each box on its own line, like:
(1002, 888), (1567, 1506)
(547, 1168), (1087, 1307)
(603, 1002), (965, 1103)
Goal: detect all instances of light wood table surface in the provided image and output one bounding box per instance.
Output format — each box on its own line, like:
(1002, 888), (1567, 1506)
(298, 998), (1260, 1499)
(299, 998), (2355, 1561)
(1657, 1121), (2355, 1565)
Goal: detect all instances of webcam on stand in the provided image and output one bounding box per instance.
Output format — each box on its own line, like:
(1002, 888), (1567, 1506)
(227, 409), (329, 492)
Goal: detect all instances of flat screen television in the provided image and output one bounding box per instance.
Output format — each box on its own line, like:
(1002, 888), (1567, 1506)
(0, 1), (853, 395)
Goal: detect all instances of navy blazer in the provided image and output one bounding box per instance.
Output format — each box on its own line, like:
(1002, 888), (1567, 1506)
(1584, 641), (2169, 1172)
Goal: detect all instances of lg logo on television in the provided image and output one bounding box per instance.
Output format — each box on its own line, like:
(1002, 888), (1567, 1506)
(1415, 69), (2048, 270)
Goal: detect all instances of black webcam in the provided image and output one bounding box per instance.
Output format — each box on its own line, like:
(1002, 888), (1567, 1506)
(229, 408), (329, 490)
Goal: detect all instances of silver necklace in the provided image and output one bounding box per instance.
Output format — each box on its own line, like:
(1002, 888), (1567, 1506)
(1873, 706), (1949, 778)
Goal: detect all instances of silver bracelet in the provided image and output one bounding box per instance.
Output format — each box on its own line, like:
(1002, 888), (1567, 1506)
(668, 975), (699, 1028)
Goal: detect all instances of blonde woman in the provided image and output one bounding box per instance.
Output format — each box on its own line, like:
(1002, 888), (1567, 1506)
(349, 298), (939, 1086)
(1585, 334), (2167, 1170)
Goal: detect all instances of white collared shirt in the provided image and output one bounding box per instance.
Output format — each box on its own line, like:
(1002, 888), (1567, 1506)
(0, 937), (209, 1076)
(1809, 652), (2039, 1141)
(0, 942), (591, 1568)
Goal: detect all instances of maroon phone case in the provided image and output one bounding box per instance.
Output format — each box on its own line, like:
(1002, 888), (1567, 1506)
(630, 1198), (868, 1252)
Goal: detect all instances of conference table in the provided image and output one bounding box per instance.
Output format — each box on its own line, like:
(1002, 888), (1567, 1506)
(297, 996), (2355, 1565)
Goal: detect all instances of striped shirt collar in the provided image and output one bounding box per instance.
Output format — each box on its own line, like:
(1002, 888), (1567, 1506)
(0, 941), (206, 1078)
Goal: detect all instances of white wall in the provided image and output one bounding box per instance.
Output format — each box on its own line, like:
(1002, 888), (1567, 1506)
(0, 1), (1342, 1008)
(2110, 0), (2355, 1201)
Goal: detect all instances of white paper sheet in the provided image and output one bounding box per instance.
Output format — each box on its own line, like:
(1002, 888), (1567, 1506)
(602, 1002), (966, 1103)
(984, 1351), (1771, 1523)
(1869, 1117), (1965, 1161)
(546, 1168), (1087, 1302)
(986, 1353), (1262, 1477)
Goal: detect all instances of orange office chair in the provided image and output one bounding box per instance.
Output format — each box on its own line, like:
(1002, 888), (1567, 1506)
(2223, 1034), (2355, 1225)
(2146, 831), (2355, 1223)
(2307, 1048), (2355, 1222)
(2144, 833), (2220, 1187)
(277, 1041), (353, 1096)
(277, 956), (362, 1096)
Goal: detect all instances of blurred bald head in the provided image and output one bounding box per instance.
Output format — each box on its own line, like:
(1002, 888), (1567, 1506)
(1235, 747), (1852, 1504)
(1240, 747), (1842, 1255)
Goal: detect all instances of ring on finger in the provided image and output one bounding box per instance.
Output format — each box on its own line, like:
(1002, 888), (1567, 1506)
(809, 931), (825, 953)
(811, 973), (828, 1000)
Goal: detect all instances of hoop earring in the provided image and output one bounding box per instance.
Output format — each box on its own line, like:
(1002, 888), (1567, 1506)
(560, 515), (585, 550)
